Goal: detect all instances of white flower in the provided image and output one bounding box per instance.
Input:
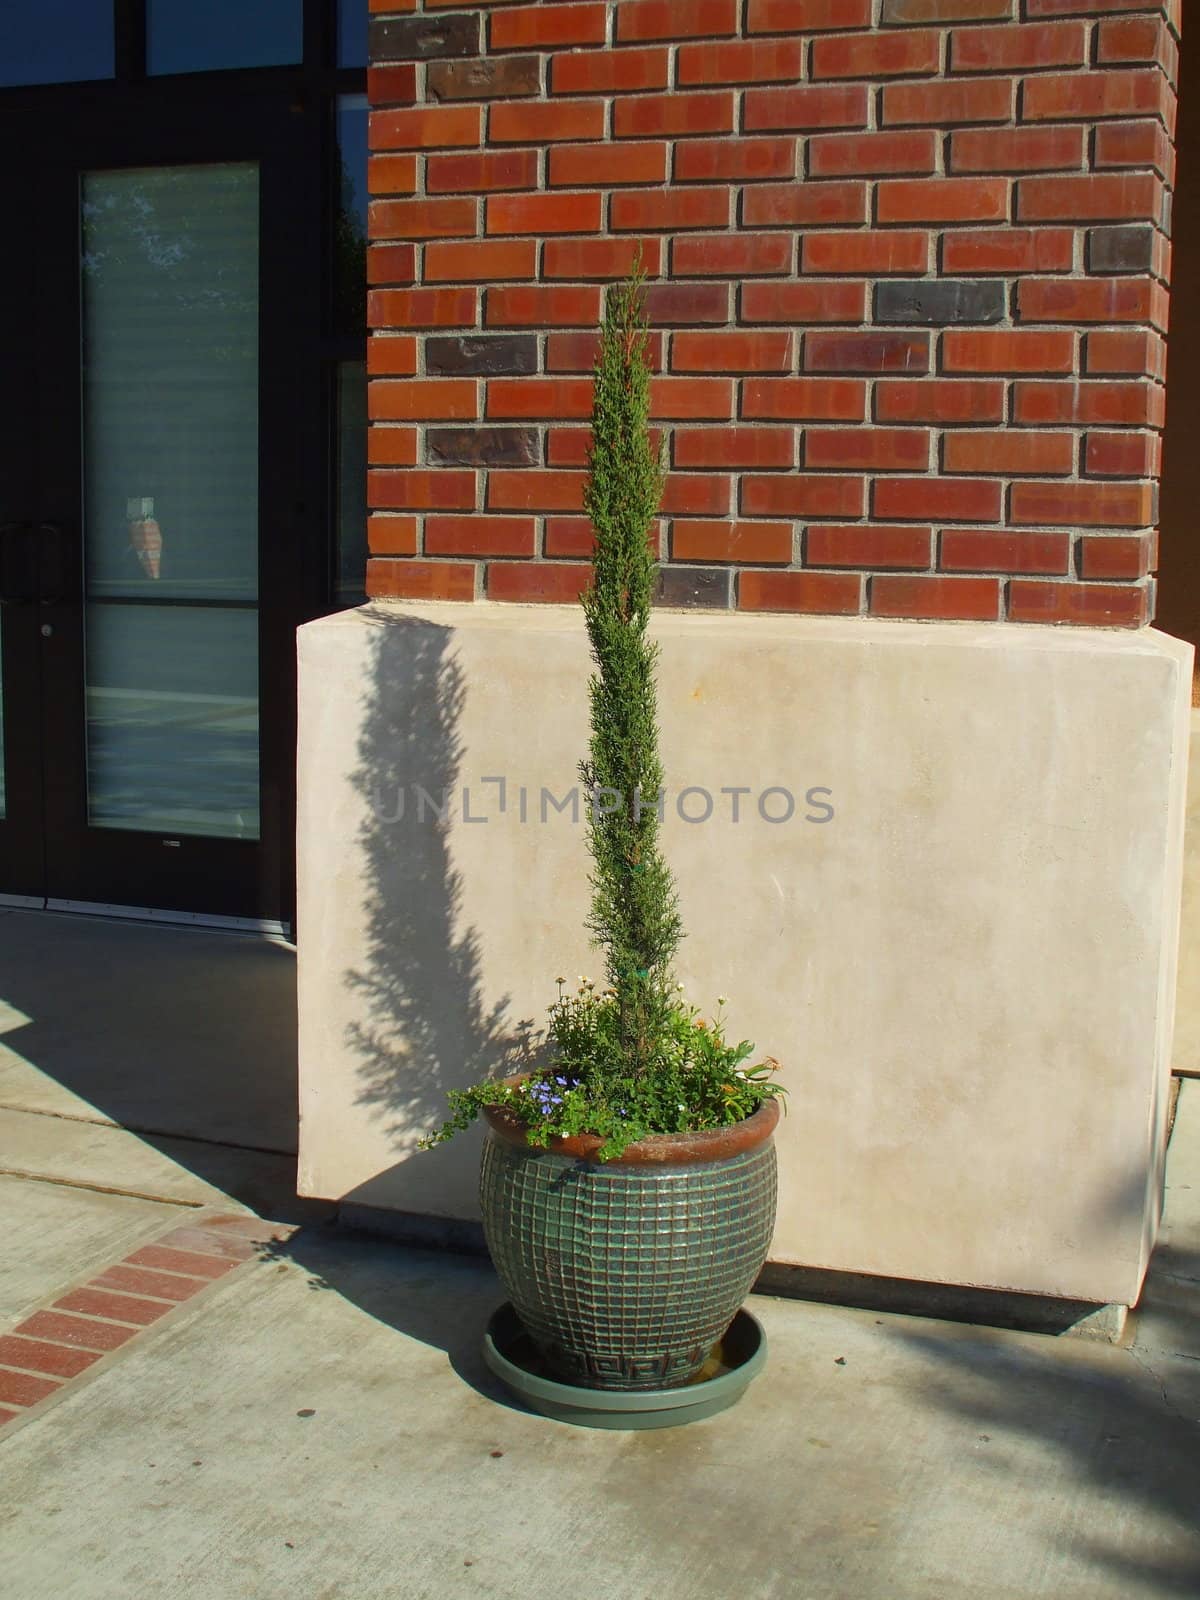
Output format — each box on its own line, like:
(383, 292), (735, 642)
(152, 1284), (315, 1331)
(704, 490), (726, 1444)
(717, 995), (728, 1006)
(678, 1104), (687, 1111)
(676, 982), (685, 992)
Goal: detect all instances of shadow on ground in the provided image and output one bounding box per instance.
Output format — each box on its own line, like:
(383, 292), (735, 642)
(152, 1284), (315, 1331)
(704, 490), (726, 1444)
(0, 906), (308, 1216)
(892, 1311), (1200, 1595)
(256, 1217), (529, 1416)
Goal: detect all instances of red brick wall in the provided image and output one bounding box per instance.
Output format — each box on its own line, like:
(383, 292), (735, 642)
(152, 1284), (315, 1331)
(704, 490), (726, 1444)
(365, 0), (1180, 626)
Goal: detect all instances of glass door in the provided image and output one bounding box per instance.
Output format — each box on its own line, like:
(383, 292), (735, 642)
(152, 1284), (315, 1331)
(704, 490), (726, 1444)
(80, 163), (262, 844)
(0, 95), (322, 925)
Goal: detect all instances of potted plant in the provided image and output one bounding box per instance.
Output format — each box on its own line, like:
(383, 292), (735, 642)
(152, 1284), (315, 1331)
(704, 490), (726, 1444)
(422, 267), (784, 1426)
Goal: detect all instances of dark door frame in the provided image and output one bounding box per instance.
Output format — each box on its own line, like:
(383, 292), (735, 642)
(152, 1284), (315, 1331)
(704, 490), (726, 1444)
(0, 20), (356, 926)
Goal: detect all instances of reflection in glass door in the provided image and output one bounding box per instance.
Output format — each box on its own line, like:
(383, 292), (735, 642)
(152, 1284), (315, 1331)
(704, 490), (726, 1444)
(80, 164), (260, 840)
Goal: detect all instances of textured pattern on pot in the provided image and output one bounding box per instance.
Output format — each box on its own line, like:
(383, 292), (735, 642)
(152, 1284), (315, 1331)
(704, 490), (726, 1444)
(479, 1099), (779, 1392)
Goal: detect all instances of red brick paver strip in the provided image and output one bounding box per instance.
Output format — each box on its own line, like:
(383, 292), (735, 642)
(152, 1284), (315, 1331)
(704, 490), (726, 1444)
(0, 1213), (294, 1435)
(162, 1226), (259, 1261)
(0, 1369), (61, 1407)
(0, 1336), (103, 1379)
(13, 1311), (139, 1353)
(125, 1245), (239, 1281)
(91, 1264), (212, 1303)
(54, 1287), (174, 1327)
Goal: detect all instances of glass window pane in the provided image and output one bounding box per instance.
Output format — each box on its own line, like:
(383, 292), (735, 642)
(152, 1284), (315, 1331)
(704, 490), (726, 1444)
(85, 607), (260, 838)
(81, 165), (260, 840)
(336, 362), (367, 608)
(338, 1), (368, 68)
(147, 0), (303, 76)
(335, 95), (368, 333)
(0, 0), (114, 88)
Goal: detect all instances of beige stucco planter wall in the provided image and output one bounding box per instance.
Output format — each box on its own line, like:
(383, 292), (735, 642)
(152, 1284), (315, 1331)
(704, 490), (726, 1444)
(297, 603), (1192, 1309)
(1169, 711), (1200, 1078)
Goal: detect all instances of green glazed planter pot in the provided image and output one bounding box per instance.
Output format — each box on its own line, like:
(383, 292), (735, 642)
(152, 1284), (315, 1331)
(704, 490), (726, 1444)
(479, 1096), (780, 1392)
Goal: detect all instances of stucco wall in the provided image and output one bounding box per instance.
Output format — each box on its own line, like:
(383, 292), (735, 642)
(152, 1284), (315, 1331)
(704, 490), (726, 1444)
(297, 602), (1191, 1306)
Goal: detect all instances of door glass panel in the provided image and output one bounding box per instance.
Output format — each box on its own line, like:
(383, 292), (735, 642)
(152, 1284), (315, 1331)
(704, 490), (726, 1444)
(336, 362), (367, 608)
(85, 607), (259, 837)
(147, 0), (303, 76)
(0, 0), (115, 88)
(335, 95), (368, 333)
(338, 1), (368, 68)
(80, 164), (260, 840)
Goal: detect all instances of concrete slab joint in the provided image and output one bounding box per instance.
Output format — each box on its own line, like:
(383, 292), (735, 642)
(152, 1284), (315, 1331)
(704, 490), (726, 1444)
(297, 602), (1193, 1312)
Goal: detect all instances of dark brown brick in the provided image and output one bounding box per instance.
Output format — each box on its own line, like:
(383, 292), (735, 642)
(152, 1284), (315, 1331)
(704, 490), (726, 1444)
(644, 283), (731, 326)
(875, 280), (1006, 326)
(371, 13), (480, 61)
(368, 64), (418, 105)
(1078, 532), (1155, 581)
(1008, 578), (1149, 627)
(426, 336), (538, 377)
(871, 573), (1001, 621)
(427, 427), (540, 466)
(656, 567), (732, 608)
(427, 55), (541, 101)
(805, 332), (930, 374)
(738, 570), (863, 614)
(940, 529), (1070, 575)
(488, 562), (591, 602)
(882, 0), (1012, 19)
(1087, 225), (1156, 274)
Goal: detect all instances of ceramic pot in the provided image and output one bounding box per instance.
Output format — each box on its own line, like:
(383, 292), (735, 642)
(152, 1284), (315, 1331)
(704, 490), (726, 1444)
(479, 1096), (779, 1391)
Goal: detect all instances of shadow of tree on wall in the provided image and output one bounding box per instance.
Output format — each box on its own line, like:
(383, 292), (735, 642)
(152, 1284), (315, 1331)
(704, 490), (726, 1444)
(342, 612), (542, 1199)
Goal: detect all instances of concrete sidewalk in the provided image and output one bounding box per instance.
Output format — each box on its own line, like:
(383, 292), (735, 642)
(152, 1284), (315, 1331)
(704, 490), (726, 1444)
(0, 1089), (1196, 1598)
(0, 910), (1197, 1598)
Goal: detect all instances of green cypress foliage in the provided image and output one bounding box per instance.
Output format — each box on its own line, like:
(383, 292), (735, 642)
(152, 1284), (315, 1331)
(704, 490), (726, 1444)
(422, 265), (781, 1160)
(580, 265), (682, 1074)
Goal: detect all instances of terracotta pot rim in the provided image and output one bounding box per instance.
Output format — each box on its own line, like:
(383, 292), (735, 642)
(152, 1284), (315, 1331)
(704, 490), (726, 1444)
(481, 1078), (780, 1165)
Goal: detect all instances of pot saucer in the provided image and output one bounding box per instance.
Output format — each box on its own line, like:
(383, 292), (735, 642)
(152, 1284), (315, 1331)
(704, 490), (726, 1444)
(482, 1303), (767, 1430)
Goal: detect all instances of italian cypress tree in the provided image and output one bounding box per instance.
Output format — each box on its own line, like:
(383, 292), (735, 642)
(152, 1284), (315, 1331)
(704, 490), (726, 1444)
(580, 265), (682, 1075)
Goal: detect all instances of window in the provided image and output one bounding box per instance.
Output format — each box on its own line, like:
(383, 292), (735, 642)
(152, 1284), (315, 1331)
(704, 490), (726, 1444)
(0, 0), (114, 88)
(146, 0), (304, 76)
(338, 0), (368, 69)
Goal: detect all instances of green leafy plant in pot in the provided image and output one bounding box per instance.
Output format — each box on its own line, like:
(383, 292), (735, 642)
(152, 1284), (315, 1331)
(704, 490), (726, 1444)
(422, 267), (784, 1392)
